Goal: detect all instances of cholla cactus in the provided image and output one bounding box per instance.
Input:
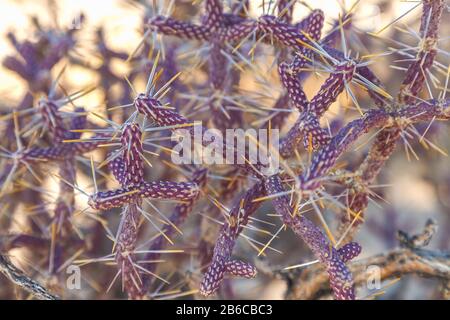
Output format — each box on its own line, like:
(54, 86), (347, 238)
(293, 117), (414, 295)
(0, 0), (449, 301)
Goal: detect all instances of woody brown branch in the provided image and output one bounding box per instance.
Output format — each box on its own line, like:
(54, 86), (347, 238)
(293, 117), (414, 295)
(287, 247), (450, 300)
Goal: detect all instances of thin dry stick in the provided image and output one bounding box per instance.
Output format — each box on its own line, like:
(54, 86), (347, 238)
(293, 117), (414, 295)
(0, 253), (59, 300)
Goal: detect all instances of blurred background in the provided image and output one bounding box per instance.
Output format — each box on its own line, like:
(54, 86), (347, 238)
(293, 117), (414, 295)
(0, 0), (449, 300)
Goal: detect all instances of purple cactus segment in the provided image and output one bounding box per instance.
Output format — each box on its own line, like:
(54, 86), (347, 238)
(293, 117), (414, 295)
(399, 0), (443, 104)
(88, 186), (139, 210)
(289, 48), (312, 75)
(70, 132), (113, 154)
(279, 116), (305, 158)
(115, 203), (143, 299)
(262, 93), (291, 130)
(2, 56), (30, 80)
(200, 182), (265, 296)
(278, 61), (308, 112)
(147, 16), (211, 41)
(138, 181), (200, 202)
(322, 46), (388, 108)
(399, 50), (437, 104)
(301, 113), (331, 151)
(279, 113), (330, 158)
(278, 53), (355, 156)
(257, 15), (311, 50)
(419, 0), (444, 40)
(225, 260), (257, 278)
(277, 0), (295, 24)
(41, 36), (76, 71)
(121, 124), (145, 186)
(109, 155), (126, 186)
(140, 168), (208, 293)
(69, 107), (88, 139)
(37, 99), (67, 142)
(135, 95), (261, 177)
(307, 60), (356, 117)
(21, 145), (73, 162)
(326, 256), (356, 300)
(265, 174), (356, 300)
(88, 181), (199, 211)
(6, 33), (37, 65)
(337, 242), (362, 263)
(210, 43), (228, 90)
(0, 234), (50, 251)
(134, 94), (191, 127)
(218, 19), (257, 42)
(203, 0), (225, 31)
(395, 99), (450, 121)
(354, 64), (388, 108)
(347, 1), (445, 242)
(54, 160), (76, 231)
(200, 259), (227, 296)
(295, 9), (325, 42)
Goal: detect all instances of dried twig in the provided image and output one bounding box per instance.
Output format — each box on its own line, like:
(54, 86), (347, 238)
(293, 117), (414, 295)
(0, 253), (59, 300)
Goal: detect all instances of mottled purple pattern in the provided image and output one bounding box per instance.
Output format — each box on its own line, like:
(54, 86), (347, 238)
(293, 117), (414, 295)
(278, 59), (308, 111)
(279, 116), (306, 158)
(360, 127), (401, 183)
(121, 124), (145, 186)
(37, 99), (68, 143)
(88, 181), (199, 210)
(307, 60), (356, 117)
(399, 50), (437, 104)
(258, 15), (311, 50)
(54, 159), (76, 232)
(69, 107), (88, 137)
(338, 242), (362, 263)
(135, 94), (192, 127)
(349, 0), (445, 242)
(399, 1), (443, 104)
